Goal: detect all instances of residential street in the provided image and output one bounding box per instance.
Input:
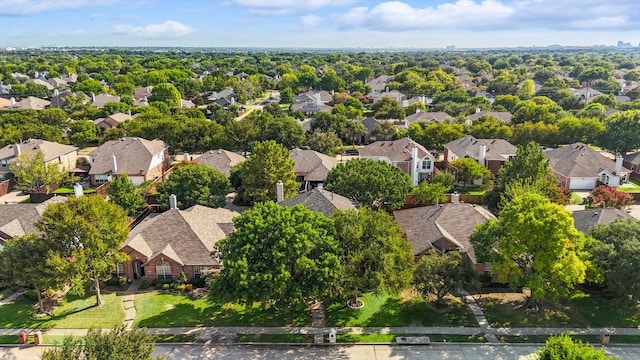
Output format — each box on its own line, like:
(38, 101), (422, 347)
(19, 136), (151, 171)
(3, 343), (640, 360)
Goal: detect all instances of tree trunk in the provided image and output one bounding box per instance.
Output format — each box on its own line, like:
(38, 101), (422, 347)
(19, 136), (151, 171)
(93, 277), (103, 307)
(35, 287), (44, 314)
(526, 295), (538, 310)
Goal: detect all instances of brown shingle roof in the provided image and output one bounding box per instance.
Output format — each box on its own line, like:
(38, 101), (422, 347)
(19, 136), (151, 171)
(290, 148), (337, 182)
(194, 150), (245, 177)
(278, 189), (356, 217)
(545, 143), (629, 178)
(393, 203), (495, 263)
(89, 137), (168, 176)
(623, 151), (640, 166)
(444, 135), (516, 161)
(124, 205), (239, 266)
(0, 197), (66, 238)
(7, 96), (50, 110)
(0, 139), (77, 163)
(405, 111), (453, 124)
(359, 137), (432, 162)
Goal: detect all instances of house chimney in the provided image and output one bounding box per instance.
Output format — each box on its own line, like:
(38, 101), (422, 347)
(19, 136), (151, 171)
(478, 144), (487, 165)
(230, 97), (235, 105)
(111, 154), (118, 173)
(183, 152), (190, 162)
(127, 109), (131, 116)
(475, 107), (481, 114)
(614, 156), (623, 175)
(13, 143), (21, 157)
(317, 183), (323, 190)
(169, 194), (178, 210)
(276, 180), (284, 202)
(53, 89), (59, 97)
(73, 183), (83, 198)
(411, 146), (419, 186)
(91, 93), (96, 103)
(10, 97), (15, 106)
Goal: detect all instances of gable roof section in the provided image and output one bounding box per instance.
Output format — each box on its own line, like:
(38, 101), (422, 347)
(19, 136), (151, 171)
(444, 135), (517, 161)
(405, 111), (453, 124)
(623, 151), (640, 166)
(359, 137), (432, 162)
(290, 148), (337, 182)
(393, 203), (495, 262)
(0, 139), (77, 162)
(571, 208), (632, 234)
(0, 197), (66, 239)
(545, 143), (629, 178)
(92, 93), (120, 108)
(194, 149), (245, 177)
(8, 96), (50, 110)
(125, 205), (239, 266)
(89, 137), (167, 176)
(278, 189), (356, 217)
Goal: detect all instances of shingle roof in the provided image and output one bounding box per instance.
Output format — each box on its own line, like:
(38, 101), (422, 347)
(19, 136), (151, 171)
(8, 96), (50, 110)
(194, 149), (245, 177)
(0, 139), (77, 162)
(88, 137), (167, 176)
(360, 117), (379, 133)
(359, 137), (432, 162)
(393, 203), (495, 262)
(50, 91), (90, 108)
(545, 143), (629, 178)
(92, 94), (120, 109)
(444, 135), (517, 161)
(405, 111), (453, 124)
(278, 189), (356, 217)
(571, 208), (632, 234)
(467, 111), (513, 124)
(0, 197), (67, 238)
(290, 148), (337, 182)
(623, 151), (640, 166)
(124, 205), (240, 266)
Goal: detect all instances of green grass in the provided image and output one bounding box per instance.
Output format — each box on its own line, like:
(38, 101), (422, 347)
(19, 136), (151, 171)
(0, 288), (124, 329)
(618, 180), (640, 193)
(237, 334), (309, 343)
(454, 185), (487, 196)
(53, 186), (96, 194)
(325, 293), (475, 327)
(570, 192), (585, 205)
(478, 291), (640, 328)
(0, 335), (21, 344)
(133, 292), (309, 328)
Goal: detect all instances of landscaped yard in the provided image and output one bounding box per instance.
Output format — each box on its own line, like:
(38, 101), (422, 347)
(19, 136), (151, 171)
(0, 290), (124, 329)
(477, 290), (640, 328)
(324, 292), (476, 327)
(133, 292), (309, 328)
(53, 186), (96, 194)
(618, 180), (640, 193)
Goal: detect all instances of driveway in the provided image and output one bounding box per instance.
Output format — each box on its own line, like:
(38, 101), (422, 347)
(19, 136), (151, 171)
(0, 190), (28, 204)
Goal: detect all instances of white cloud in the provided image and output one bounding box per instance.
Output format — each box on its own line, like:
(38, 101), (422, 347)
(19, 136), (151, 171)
(0, 0), (118, 16)
(112, 20), (195, 38)
(230, 0), (359, 15)
(296, 14), (323, 30)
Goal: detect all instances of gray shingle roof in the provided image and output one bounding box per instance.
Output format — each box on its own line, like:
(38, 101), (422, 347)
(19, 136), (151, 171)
(0, 139), (77, 163)
(278, 189), (356, 218)
(393, 203), (495, 263)
(571, 208), (632, 234)
(92, 94), (120, 109)
(124, 205), (240, 266)
(444, 135), (517, 161)
(405, 111), (453, 124)
(623, 151), (640, 166)
(290, 148), (337, 182)
(89, 137), (167, 176)
(545, 143), (629, 178)
(359, 137), (432, 162)
(0, 197), (66, 238)
(194, 149), (246, 177)
(8, 97), (50, 110)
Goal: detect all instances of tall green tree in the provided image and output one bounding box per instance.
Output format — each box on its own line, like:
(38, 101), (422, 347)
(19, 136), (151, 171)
(0, 234), (64, 313)
(234, 140), (298, 204)
(38, 195), (130, 307)
(471, 192), (587, 308)
(411, 181), (447, 205)
(307, 130), (343, 156)
(212, 202), (341, 306)
(333, 208), (413, 305)
(148, 83), (181, 108)
(447, 158), (493, 189)
(10, 149), (73, 194)
(158, 164), (230, 209)
(413, 251), (477, 305)
(106, 174), (147, 216)
(599, 109), (640, 155)
(325, 158), (412, 210)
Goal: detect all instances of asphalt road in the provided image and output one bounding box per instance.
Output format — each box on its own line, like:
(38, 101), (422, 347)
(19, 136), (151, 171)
(3, 344), (640, 360)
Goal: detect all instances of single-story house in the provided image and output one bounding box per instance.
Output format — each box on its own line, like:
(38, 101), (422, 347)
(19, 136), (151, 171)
(393, 202), (496, 274)
(194, 149), (245, 177)
(571, 208), (632, 234)
(359, 137), (435, 186)
(119, 204), (239, 280)
(278, 188), (356, 218)
(88, 137), (169, 186)
(443, 135), (517, 175)
(404, 110), (453, 126)
(545, 143), (630, 190)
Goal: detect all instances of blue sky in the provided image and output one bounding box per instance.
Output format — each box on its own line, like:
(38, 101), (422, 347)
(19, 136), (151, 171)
(1, 0), (640, 48)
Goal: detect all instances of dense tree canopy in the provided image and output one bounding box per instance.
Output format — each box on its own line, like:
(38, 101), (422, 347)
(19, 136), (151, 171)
(158, 163), (230, 209)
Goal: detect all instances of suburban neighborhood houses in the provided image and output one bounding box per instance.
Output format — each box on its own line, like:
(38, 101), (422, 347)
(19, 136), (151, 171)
(1, 48), (640, 360)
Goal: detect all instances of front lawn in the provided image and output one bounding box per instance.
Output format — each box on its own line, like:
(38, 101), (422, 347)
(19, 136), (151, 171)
(325, 292), (475, 327)
(53, 186), (96, 194)
(477, 290), (640, 328)
(0, 290), (124, 329)
(618, 180), (640, 193)
(133, 292), (309, 328)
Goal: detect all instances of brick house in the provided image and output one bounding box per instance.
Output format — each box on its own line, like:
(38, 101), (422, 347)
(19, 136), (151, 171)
(88, 137), (169, 186)
(358, 137), (435, 186)
(0, 139), (78, 180)
(443, 135), (517, 175)
(118, 203), (240, 281)
(623, 151), (640, 181)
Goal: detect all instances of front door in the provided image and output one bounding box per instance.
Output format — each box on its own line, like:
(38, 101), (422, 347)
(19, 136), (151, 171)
(133, 260), (144, 279)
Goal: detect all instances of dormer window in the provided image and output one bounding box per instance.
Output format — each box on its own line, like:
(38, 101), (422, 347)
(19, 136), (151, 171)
(422, 159), (431, 170)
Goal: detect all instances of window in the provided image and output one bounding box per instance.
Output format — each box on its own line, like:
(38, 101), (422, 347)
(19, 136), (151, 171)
(94, 174), (110, 184)
(193, 265), (204, 278)
(156, 260), (172, 279)
(421, 159), (431, 170)
(114, 263), (124, 277)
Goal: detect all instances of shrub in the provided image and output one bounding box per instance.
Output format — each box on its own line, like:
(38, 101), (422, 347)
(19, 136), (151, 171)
(184, 284), (193, 292)
(152, 279), (173, 288)
(588, 185), (634, 209)
(23, 290), (39, 302)
(177, 271), (188, 285)
(189, 277), (206, 288)
(140, 279), (150, 289)
(105, 277), (120, 286)
(42, 288), (57, 299)
(118, 276), (128, 287)
(161, 284), (170, 291)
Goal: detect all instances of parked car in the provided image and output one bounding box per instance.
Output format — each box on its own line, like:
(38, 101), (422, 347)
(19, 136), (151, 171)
(344, 149), (360, 156)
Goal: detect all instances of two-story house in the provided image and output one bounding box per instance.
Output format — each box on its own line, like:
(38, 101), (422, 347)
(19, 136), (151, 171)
(0, 139), (78, 180)
(443, 135), (517, 175)
(359, 137), (435, 186)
